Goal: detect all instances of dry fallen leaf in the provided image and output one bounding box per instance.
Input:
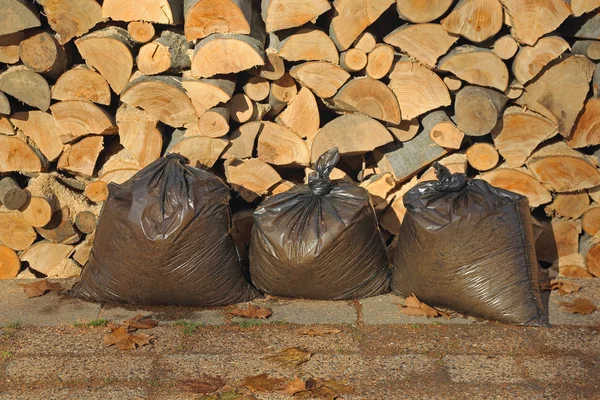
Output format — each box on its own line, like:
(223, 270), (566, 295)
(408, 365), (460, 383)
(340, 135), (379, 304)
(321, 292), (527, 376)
(284, 377), (307, 395)
(550, 280), (582, 296)
(399, 294), (447, 318)
(242, 374), (287, 392)
(103, 326), (154, 350)
(558, 298), (596, 315)
(266, 347), (311, 367)
(18, 279), (63, 298)
(229, 304), (273, 319)
(559, 266), (594, 278)
(296, 326), (341, 336)
(286, 377), (354, 399)
(124, 314), (159, 329)
(182, 375), (225, 394)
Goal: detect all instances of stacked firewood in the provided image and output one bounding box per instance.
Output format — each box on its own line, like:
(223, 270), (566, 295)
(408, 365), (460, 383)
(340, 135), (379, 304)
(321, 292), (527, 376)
(0, 0), (599, 283)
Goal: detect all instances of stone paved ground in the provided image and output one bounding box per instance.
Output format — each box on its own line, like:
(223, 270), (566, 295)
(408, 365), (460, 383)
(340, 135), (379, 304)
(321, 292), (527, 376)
(0, 278), (599, 399)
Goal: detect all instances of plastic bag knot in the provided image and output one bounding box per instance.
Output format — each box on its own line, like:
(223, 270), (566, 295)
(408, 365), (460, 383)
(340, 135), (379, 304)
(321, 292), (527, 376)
(165, 153), (189, 164)
(432, 162), (467, 192)
(309, 148), (340, 195)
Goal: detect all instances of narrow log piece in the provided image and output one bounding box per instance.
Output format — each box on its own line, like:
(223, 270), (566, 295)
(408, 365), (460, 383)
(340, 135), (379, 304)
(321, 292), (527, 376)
(19, 196), (54, 228)
(19, 31), (67, 79)
(454, 85), (507, 136)
(340, 49), (368, 72)
(167, 134), (228, 168)
(191, 34), (264, 78)
(443, 76), (462, 92)
(493, 35), (519, 60)
(36, 207), (81, 244)
(438, 46), (509, 91)
(466, 143), (499, 171)
(0, 93), (9, 116)
(366, 44), (394, 79)
(268, 73), (298, 114)
(50, 100), (117, 143)
(333, 77), (401, 124)
(0, 32), (24, 64)
(20, 241), (74, 276)
(75, 27), (135, 95)
(545, 193), (590, 220)
(57, 136), (104, 178)
(0, 245), (20, 279)
(224, 158), (282, 202)
(512, 36), (569, 84)
(582, 207), (600, 236)
(222, 121), (262, 159)
(353, 32), (377, 53)
(277, 28), (339, 64)
(137, 31), (191, 75)
(259, 48), (285, 81)
(499, 0), (571, 45)
(575, 13), (600, 40)
(384, 23), (458, 68)
(289, 61), (350, 98)
(11, 111), (64, 162)
(276, 87), (320, 140)
(127, 21), (155, 43)
(103, 0), (182, 24)
(584, 238), (600, 277)
(183, 76), (236, 116)
(75, 210), (96, 234)
(229, 93), (258, 124)
(262, 0), (331, 32)
(311, 114), (393, 162)
(422, 111), (464, 150)
(566, 0), (600, 17)
(0, 136), (42, 173)
(480, 169), (552, 207)
(528, 155), (600, 192)
(196, 107), (230, 137)
(329, 0), (395, 51)
(567, 98), (600, 148)
(37, 0), (102, 44)
(0, 211), (37, 251)
(1, 0), (40, 35)
(84, 181), (108, 203)
(0, 67), (51, 111)
(244, 76), (270, 101)
(184, 0), (250, 40)
(388, 60), (451, 120)
(51, 66), (112, 105)
(116, 104), (162, 167)
(396, 0), (453, 23)
(0, 117), (14, 134)
(0, 177), (27, 211)
(441, 0), (504, 43)
(257, 122), (310, 166)
(388, 118), (420, 142)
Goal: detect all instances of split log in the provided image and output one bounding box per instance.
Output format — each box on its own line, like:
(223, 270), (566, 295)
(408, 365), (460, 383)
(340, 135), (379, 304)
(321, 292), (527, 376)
(340, 48), (368, 72)
(127, 21), (155, 43)
(276, 87), (320, 140)
(19, 196), (54, 228)
(384, 23), (458, 68)
(387, 118), (420, 142)
(0, 135), (42, 173)
(454, 85), (507, 136)
(545, 193), (590, 220)
(0, 117), (14, 134)
(277, 28), (339, 64)
(222, 121), (261, 159)
(493, 35), (519, 60)
(581, 234), (600, 277)
(518, 55), (595, 136)
(0, 66), (51, 111)
(438, 46), (509, 91)
(443, 76), (462, 92)
(72, 232), (94, 265)
(499, 0), (572, 45)
(572, 40), (600, 61)
(575, 12), (600, 40)
(388, 60), (451, 120)
(536, 220), (581, 263)
(57, 136), (104, 178)
(262, 0), (331, 32)
(102, 0), (182, 24)
(228, 94), (269, 123)
(167, 134), (228, 168)
(137, 31), (191, 75)
(84, 181), (108, 203)
(75, 27), (134, 95)
(196, 107), (230, 137)
(191, 34), (264, 78)
(378, 177), (419, 234)
(0, 245), (20, 279)
(554, 254), (592, 278)
(20, 241), (74, 276)
(0, 177), (27, 211)
(332, 77), (401, 124)
(582, 207), (600, 236)
(257, 122), (310, 166)
(594, 62), (600, 97)
(184, 0), (250, 40)
(491, 107), (557, 167)
(353, 32), (377, 53)
(567, 98), (600, 148)
(11, 111), (64, 162)
(512, 36), (569, 84)
(360, 173), (395, 206)
(115, 105), (162, 167)
(19, 31), (67, 79)
(120, 76), (197, 128)
(566, 0), (600, 17)
(1, 0), (40, 36)
(0, 211), (37, 251)
(0, 32), (24, 64)
(375, 129), (447, 182)
(51, 66), (112, 105)
(422, 111), (464, 150)
(268, 73), (297, 114)
(311, 114), (393, 162)
(480, 168), (552, 207)
(224, 158), (282, 202)
(366, 44), (394, 79)
(329, 0), (395, 51)
(0, 93), (9, 116)
(259, 47), (285, 81)
(504, 80), (524, 100)
(466, 143), (499, 171)
(37, 0), (102, 44)
(243, 76), (270, 101)
(289, 61), (350, 98)
(36, 207), (81, 244)
(75, 210), (96, 234)
(527, 150), (600, 193)
(441, 0), (503, 43)
(182, 76), (236, 116)
(396, 0), (453, 23)
(50, 100), (117, 143)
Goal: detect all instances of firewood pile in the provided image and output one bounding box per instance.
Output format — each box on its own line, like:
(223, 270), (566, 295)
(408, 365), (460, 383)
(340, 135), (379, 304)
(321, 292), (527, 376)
(0, 0), (599, 282)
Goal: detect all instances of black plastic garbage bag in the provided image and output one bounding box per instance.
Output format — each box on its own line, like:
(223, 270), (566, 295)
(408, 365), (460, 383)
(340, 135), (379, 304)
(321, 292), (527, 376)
(70, 154), (259, 306)
(249, 148), (390, 300)
(392, 163), (546, 325)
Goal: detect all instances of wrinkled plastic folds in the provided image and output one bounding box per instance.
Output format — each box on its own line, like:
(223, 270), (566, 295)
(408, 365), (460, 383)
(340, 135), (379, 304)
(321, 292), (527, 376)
(71, 154), (259, 306)
(249, 148), (390, 300)
(392, 163), (546, 325)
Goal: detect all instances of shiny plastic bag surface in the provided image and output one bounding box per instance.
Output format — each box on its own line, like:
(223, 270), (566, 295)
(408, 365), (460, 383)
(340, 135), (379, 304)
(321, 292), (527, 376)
(249, 148), (390, 300)
(70, 154), (259, 306)
(392, 163), (546, 325)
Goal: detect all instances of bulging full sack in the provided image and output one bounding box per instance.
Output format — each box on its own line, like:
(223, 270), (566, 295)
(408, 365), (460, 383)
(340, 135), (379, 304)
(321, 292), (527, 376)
(71, 154), (259, 306)
(249, 148), (390, 300)
(392, 163), (546, 325)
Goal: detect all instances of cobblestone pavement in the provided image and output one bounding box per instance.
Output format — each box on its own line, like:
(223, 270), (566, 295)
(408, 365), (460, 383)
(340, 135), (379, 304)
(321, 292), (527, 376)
(0, 278), (599, 399)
